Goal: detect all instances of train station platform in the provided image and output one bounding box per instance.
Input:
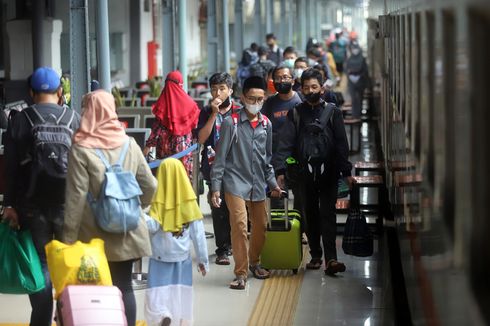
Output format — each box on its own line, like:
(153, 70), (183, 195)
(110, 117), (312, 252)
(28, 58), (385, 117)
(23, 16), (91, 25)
(0, 102), (396, 325)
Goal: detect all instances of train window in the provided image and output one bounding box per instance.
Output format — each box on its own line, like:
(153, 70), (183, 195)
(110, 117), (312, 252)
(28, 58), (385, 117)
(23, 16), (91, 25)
(426, 11), (435, 188)
(442, 10), (456, 234)
(412, 13), (421, 159)
(400, 14), (406, 122)
(469, 9), (490, 323)
(405, 14), (412, 137)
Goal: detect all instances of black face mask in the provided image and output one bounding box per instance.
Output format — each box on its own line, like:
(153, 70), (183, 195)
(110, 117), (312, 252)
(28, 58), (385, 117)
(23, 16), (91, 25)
(304, 92), (321, 103)
(218, 96), (231, 109)
(274, 82), (293, 94)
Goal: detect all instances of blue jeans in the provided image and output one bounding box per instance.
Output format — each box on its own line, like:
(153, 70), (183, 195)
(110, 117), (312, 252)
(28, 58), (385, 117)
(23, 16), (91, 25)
(19, 205), (64, 326)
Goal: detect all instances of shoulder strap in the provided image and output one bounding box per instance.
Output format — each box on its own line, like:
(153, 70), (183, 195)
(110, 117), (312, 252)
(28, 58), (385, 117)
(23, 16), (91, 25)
(58, 106), (75, 127)
(318, 103), (335, 127)
(231, 113), (239, 143)
(117, 139), (131, 166)
(94, 139), (130, 171)
(95, 149), (112, 170)
(23, 105), (45, 127)
(293, 106), (300, 133)
(261, 114), (269, 127)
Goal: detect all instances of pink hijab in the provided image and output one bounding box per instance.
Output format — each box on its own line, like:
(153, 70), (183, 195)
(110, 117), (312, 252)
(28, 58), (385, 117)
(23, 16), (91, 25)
(73, 90), (128, 149)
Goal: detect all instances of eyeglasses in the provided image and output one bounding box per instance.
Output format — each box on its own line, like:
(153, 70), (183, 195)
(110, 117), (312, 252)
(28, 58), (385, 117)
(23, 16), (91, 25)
(245, 96), (265, 104)
(274, 76), (293, 82)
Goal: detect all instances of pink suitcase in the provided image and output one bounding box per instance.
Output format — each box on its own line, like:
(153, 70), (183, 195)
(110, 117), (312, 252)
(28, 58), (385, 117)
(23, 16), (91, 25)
(56, 285), (127, 326)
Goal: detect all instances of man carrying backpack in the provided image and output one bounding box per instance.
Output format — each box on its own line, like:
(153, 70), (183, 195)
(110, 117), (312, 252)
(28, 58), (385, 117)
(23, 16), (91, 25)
(2, 66), (80, 325)
(273, 68), (353, 276)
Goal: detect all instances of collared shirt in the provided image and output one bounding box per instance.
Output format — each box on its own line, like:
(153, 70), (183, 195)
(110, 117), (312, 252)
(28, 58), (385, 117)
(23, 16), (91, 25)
(211, 109), (278, 201)
(196, 102), (241, 181)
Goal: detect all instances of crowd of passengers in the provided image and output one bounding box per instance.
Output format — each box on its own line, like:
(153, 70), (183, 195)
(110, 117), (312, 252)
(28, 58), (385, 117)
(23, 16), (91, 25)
(1, 29), (368, 326)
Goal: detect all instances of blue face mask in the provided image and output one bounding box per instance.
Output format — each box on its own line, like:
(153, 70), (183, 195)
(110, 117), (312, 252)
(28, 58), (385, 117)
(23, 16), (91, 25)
(283, 59), (295, 69)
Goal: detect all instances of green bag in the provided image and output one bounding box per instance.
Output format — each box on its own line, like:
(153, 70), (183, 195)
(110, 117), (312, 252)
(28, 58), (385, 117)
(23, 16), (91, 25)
(0, 222), (46, 294)
(337, 178), (350, 198)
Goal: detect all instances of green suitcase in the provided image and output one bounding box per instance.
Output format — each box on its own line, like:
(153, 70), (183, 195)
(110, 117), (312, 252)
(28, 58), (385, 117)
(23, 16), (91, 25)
(261, 197), (303, 274)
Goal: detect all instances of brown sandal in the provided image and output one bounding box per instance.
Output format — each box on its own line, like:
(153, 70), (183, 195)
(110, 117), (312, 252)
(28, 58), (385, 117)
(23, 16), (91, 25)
(306, 258), (322, 270)
(249, 264), (270, 279)
(325, 259), (346, 276)
(229, 276), (247, 290)
(215, 254), (230, 265)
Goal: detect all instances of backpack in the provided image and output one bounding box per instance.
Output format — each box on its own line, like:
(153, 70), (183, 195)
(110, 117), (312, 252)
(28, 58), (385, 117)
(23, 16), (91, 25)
(249, 61), (268, 80)
(87, 140), (143, 234)
(23, 105), (75, 204)
(294, 103), (335, 179)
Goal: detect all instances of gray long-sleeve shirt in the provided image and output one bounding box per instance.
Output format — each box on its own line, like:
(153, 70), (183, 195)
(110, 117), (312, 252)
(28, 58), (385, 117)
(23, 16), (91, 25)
(211, 109), (278, 201)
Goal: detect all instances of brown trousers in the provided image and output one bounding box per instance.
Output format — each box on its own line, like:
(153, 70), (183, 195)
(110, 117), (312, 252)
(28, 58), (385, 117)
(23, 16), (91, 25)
(224, 193), (268, 278)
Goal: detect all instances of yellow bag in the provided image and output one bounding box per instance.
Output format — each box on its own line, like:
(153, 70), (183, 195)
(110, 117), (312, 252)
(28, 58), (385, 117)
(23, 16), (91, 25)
(45, 238), (112, 298)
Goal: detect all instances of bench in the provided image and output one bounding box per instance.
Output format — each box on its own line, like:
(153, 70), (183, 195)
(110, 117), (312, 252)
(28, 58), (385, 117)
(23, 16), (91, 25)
(352, 175), (384, 233)
(343, 118), (362, 153)
(354, 161), (385, 176)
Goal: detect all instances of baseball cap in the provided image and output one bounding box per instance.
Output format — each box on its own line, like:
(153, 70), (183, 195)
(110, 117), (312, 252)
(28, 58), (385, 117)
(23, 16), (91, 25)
(30, 67), (61, 92)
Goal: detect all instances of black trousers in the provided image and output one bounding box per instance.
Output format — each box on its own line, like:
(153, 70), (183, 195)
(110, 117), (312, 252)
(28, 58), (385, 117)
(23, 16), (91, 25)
(108, 260), (136, 326)
(301, 178), (339, 264)
(207, 184), (231, 256)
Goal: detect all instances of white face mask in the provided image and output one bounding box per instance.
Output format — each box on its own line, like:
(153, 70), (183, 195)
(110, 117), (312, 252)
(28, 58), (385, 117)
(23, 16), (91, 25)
(245, 103), (262, 115)
(293, 68), (304, 79)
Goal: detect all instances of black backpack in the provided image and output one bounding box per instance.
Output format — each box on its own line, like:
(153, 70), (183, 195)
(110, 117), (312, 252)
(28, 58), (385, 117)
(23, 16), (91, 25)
(23, 105), (75, 204)
(294, 103), (335, 180)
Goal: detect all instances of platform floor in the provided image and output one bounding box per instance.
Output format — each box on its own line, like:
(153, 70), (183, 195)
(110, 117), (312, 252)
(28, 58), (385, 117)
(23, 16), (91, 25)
(0, 117), (395, 325)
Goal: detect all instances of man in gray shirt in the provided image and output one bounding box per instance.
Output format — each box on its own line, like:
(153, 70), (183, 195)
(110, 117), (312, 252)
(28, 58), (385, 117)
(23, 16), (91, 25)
(211, 76), (282, 290)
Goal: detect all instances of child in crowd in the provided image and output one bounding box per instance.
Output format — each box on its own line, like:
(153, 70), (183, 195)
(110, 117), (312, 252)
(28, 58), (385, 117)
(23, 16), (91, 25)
(145, 158), (209, 326)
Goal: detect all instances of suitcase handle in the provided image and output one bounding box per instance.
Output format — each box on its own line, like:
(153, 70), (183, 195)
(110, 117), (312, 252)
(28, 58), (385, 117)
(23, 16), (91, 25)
(266, 190), (289, 229)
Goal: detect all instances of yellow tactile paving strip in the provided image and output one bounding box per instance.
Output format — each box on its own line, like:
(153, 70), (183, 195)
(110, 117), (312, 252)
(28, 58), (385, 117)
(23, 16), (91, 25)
(247, 247), (307, 326)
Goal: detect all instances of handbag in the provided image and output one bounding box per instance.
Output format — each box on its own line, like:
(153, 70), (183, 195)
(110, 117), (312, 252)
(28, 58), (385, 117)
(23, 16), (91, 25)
(342, 209), (373, 257)
(0, 222), (46, 294)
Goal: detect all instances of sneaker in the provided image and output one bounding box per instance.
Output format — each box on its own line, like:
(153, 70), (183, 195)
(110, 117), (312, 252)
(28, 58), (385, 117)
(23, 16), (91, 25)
(324, 259), (346, 276)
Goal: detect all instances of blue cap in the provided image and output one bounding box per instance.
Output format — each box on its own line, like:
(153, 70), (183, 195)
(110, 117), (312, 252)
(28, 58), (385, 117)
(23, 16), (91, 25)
(30, 67), (61, 92)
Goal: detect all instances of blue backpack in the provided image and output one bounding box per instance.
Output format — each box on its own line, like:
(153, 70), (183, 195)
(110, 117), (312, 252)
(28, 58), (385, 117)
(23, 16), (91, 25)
(87, 140), (143, 233)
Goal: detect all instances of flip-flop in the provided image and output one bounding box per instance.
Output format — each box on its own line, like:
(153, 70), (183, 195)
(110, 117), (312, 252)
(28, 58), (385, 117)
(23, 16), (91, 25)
(249, 264), (270, 279)
(229, 276), (247, 290)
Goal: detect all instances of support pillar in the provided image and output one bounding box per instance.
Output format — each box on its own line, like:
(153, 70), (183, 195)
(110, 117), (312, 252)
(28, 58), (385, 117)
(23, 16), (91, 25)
(162, 0), (175, 78)
(222, 0), (230, 73)
(32, 0), (45, 68)
(70, 0), (90, 112)
(234, 0), (244, 64)
(96, 0), (111, 91)
(265, 0), (272, 33)
(178, 0), (187, 91)
(207, 0), (218, 75)
(254, 0), (262, 44)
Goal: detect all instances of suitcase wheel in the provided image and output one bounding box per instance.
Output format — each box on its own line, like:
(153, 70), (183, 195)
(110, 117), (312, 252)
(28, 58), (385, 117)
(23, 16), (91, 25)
(292, 268), (298, 274)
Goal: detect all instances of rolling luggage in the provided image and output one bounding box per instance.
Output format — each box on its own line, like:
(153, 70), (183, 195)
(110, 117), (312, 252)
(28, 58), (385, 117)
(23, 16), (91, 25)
(56, 285), (127, 326)
(261, 192), (303, 274)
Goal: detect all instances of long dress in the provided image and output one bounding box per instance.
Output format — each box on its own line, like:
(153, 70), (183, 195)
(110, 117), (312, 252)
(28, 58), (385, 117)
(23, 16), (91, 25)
(144, 217), (209, 326)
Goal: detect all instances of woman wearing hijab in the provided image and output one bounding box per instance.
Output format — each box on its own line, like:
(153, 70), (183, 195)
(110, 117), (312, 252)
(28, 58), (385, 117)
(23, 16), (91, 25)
(143, 70), (200, 180)
(63, 90), (157, 326)
(144, 158), (208, 326)
(345, 42), (369, 119)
